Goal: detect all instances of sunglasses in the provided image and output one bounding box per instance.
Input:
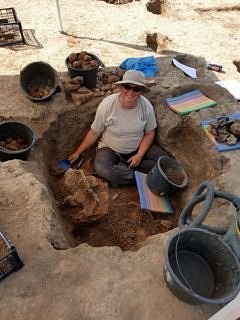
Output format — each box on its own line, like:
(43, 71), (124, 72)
(122, 83), (143, 93)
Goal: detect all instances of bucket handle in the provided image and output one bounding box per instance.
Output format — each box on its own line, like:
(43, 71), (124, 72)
(178, 181), (215, 228)
(0, 145), (9, 152)
(178, 181), (240, 234)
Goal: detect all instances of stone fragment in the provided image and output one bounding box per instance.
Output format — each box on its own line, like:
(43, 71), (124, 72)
(208, 118), (240, 145)
(62, 169), (109, 224)
(71, 91), (94, 106)
(229, 119), (240, 138)
(233, 60), (240, 73)
(226, 134), (238, 145)
(63, 76), (84, 97)
(146, 32), (171, 52)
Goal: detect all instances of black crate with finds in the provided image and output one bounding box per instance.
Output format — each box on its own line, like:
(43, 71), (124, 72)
(0, 7), (25, 46)
(0, 226), (23, 280)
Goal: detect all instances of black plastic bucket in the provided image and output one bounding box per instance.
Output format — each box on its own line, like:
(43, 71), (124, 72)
(164, 228), (240, 305)
(146, 156), (188, 195)
(0, 121), (36, 161)
(20, 61), (59, 102)
(65, 52), (100, 89)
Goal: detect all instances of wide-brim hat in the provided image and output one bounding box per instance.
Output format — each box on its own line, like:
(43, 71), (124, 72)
(114, 69), (150, 93)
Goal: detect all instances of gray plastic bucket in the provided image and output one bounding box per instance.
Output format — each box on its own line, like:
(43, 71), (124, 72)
(164, 228), (240, 305)
(20, 61), (59, 102)
(146, 156), (188, 195)
(0, 121), (36, 161)
(65, 52), (101, 89)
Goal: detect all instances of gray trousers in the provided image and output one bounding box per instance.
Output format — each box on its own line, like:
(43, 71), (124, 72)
(94, 144), (168, 185)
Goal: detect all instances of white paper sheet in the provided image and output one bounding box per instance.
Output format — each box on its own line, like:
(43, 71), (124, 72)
(215, 79), (240, 100)
(172, 58), (197, 78)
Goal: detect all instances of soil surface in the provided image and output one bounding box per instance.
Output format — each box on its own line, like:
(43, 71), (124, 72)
(1, 1), (240, 320)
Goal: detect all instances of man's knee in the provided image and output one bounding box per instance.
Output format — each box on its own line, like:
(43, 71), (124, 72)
(95, 161), (134, 185)
(95, 160), (110, 179)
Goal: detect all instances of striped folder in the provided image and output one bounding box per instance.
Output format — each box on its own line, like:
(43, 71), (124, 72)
(165, 89), (217, 115)
(200, 112), (240, 152)
(134, 171), (173, 214)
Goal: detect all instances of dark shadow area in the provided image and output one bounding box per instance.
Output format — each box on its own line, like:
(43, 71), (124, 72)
(195, 5), (240, 13)
(7, 29), (43, 51)
(61, 31), (152, 52)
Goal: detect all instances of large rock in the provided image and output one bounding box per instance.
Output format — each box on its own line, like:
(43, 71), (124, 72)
(62, 168), (109, 223)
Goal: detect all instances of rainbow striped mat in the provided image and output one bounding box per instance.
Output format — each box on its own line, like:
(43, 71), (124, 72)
(165, 89), (217, 115)
(134, 171), (173, 214)
(200, 112), (240, 152)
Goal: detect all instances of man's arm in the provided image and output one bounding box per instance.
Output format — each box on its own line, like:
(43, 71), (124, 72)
(68, 128), (101, 162)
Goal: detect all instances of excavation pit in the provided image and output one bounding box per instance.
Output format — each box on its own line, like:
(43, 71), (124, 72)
(36, 92), (227, 251)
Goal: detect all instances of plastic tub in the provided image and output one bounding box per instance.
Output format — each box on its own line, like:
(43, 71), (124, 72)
(20, 61), (59, 102)
(0, 121), (36, 161)
(65, 52), (101, 89)
(164, 228), (240, 305)
(146, 156), (188, 195)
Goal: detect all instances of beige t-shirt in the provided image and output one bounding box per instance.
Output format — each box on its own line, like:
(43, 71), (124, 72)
(91, 93), (157, 154)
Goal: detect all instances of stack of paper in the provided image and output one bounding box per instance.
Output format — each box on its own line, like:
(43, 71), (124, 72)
(172, 58), (197, 78)
(215, 80), (240, 100)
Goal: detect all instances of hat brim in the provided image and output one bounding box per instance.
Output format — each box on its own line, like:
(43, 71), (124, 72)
(114, 79), (150, 93)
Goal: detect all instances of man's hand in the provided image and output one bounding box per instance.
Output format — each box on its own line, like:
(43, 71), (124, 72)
(68, 151), (80, 163)
(68, 128), (100, 164)
(128, 153), (142, 168)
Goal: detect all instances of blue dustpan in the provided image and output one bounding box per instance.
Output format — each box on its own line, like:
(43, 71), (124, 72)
(50, 156), (84, 176)
(56, 159), (71, 170)
(50, 159), (72, 176)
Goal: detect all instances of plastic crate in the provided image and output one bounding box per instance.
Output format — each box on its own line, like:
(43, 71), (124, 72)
(0, 7), (25, 46)
(0, 226), (23, 281)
